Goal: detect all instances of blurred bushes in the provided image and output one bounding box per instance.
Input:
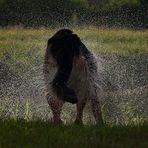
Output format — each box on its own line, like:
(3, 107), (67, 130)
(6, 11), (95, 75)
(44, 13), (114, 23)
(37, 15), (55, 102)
(0, 0), (147, 28)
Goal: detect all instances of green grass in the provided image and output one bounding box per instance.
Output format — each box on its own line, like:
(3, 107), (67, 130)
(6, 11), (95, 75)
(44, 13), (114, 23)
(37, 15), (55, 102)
(0, 27), (147, 74)
(0, 27), (147, 57)
(0, 119), (147, 148)
(76, 27), (148, 55)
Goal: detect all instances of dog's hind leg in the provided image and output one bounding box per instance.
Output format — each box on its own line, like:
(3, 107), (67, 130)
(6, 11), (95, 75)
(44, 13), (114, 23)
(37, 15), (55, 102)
(46, 93), (64, 124)
(90, 96), (103, 124)
(74, 99), (87, 125)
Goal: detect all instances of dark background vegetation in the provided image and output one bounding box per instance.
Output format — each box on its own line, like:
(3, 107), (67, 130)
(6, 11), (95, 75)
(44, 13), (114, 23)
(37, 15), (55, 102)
(0, 0), (147, 28)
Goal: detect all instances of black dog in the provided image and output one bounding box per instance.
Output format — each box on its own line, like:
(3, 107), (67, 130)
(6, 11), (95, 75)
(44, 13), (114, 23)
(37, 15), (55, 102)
(44, 29), (103, 124)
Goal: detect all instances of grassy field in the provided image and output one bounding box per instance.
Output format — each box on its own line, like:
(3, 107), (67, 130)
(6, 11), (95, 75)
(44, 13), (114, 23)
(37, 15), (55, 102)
(0, 27), (148, 58)
(0, 119), (147, 148)
(0, 27), (147, 77)
(0, 27), (148, 147)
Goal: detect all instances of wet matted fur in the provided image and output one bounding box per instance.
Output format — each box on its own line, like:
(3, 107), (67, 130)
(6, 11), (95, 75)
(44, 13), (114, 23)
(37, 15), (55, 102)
(43, 29), (103, 124)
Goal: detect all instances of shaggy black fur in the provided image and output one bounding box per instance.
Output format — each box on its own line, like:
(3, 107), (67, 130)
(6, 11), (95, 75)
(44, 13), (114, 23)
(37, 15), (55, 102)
(44, 29), (90, 104)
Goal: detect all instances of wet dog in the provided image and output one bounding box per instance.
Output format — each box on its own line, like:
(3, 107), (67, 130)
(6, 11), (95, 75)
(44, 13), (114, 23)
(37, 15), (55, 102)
(44, 29), (103, 124)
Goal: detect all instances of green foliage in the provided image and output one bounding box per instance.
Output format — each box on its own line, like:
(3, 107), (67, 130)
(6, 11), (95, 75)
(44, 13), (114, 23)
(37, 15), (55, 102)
(0, 0), (147, 28)
(103, 0), (140, 10)
(71, 0), (88, 8)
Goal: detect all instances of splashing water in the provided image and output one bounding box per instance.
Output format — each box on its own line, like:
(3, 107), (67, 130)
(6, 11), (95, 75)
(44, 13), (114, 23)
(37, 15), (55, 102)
(0, 52), (148, 124)
(0, 34), (147, 125)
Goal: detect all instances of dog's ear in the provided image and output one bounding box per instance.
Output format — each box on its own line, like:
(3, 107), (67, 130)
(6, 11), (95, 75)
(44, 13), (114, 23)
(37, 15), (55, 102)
(44, 42), (53, 65)
(44, 29), (82, 104)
